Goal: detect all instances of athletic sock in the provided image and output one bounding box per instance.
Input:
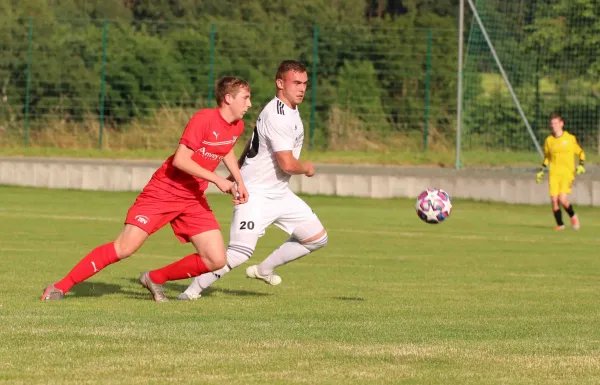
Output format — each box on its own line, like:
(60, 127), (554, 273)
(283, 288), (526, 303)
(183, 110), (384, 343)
(564, 204), (575, 218)
(149, 253), (210, 284)
(257, 238), (311, 276)
(54, 242), (119, 294)
(185, 266), (231, 295)
(553, 209), (564, 226)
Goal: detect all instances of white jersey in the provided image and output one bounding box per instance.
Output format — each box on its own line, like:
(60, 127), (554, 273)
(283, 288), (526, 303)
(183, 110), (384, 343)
(240, 97), (304, 197)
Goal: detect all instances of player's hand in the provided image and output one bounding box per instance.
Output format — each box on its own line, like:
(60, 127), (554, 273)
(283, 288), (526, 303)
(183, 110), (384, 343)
(215, 177), (235, 194)
(232, 181), (249, 205)
(576, 165), (586, 175)
(303, 161), (315, 177)
(226, 174), (235, 182)
(536, 170), (544, 184)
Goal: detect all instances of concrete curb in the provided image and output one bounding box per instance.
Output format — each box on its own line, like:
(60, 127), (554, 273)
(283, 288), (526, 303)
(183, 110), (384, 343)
(1, 157), (599, 205)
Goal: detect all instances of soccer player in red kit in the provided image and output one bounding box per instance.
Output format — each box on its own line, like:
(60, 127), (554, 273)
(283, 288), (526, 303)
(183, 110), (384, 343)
(41, 76), (252, 302)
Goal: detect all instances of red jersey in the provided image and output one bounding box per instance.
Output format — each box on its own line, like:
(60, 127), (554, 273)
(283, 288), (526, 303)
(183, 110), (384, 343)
(148, 108), (244, 198)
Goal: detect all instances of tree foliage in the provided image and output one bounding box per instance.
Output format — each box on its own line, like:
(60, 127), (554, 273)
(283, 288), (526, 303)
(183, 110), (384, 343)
(3, 0), (598, 150)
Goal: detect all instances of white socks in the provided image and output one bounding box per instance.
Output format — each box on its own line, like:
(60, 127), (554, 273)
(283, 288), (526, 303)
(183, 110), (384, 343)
(183, 244), (252, 296)
(257, 233), (328, 276)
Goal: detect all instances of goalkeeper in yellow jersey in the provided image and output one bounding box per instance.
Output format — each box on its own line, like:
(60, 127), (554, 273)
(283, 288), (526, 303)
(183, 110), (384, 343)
(536, 114), (585, 230)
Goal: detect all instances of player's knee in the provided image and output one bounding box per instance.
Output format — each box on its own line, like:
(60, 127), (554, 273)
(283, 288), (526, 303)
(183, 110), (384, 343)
(292, 219), (325, 241)
(292, 219), (327, 252)
(559, 197), (570, 206)
(227, 243), (254, 269)
(113, 239), (137, 259)
(114, 225), (147, 259)
(204, 254), (227, 271)
(300, 231), (328, 252)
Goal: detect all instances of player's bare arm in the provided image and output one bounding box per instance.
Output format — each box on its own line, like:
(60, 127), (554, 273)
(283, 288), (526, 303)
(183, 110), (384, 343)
(222, 148), (249, 204)
(172, 144), (234, 193)
(275, 151), (314, 177)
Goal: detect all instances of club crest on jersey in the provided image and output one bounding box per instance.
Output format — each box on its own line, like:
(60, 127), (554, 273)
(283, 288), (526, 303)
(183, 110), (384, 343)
(197, 147), (224, 161)
(135, 215), (149, 225)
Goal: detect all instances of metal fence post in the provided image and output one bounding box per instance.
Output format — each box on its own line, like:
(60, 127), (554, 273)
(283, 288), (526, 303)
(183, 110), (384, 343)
(424, 28), (432, 151)
(456, 0), (464, 168)
(207, 24), (216, 108)
(309, 24), (319, 151)
(24, 16), (33, 148)
(98, 20), (108, 150)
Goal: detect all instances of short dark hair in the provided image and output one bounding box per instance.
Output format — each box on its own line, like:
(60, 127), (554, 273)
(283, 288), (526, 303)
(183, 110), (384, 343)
(276, 60), (307, 80)
(215, 76), (250, 106)
(550, 113), (564, 122)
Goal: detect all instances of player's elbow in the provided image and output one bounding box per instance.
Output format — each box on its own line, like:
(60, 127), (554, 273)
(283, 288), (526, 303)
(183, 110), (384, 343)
(172, 150), (192, 171)
(276, 159), (293, 175)
(172, 155), (184, 170)
(172, 155), (193, 174)
(280, 164), (296, 175)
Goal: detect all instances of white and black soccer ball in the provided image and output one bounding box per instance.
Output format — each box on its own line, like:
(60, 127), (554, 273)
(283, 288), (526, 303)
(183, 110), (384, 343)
(415, 188), (452, 224)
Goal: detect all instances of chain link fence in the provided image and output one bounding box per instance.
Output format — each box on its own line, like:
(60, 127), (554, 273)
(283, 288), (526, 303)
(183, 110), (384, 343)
(1, 18), (457, 153)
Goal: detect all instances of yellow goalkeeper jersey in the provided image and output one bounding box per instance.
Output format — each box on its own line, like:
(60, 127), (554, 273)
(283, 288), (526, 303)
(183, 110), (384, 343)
(543, 131), (585, 176)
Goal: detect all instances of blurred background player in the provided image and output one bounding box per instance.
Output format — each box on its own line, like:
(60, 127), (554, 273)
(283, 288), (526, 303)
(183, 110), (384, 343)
(536, 113), (585, 230)
(41, 77), (251, 302)
(178, 60), (328, 300)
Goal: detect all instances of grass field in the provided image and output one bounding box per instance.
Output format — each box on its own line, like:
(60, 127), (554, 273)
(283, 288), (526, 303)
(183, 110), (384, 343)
(1, 186), (600, 384)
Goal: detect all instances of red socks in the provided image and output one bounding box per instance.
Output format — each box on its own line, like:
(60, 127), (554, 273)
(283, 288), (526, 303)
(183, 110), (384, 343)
(54, 242), (120, 294)
(149, 253), (209, 284)
(54, 246), (209, 293)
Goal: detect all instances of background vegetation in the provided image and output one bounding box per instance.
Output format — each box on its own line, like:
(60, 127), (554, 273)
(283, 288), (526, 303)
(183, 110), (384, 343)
(1, 0), (599, 161)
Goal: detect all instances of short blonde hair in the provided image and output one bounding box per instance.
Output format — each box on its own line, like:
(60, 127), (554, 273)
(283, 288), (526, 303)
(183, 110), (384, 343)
(216, 77), (250, 106)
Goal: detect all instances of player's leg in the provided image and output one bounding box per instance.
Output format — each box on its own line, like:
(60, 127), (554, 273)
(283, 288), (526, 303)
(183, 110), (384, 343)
(178, 233), (260, 299)
(142, 197), (232, 301)
(550, 195), (564, 230)
(42, 224), (149, 301)
(179, 195), (269, 299)
(558, 178), (579, 229)
(141, 229), (225, 302)
(249, 220), (327, 281)
(247, 192), (328, 284)
(548, 176), (564, 230)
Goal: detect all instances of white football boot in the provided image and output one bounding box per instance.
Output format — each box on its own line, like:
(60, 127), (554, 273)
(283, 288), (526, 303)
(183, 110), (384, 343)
(245, 265), (282, 286)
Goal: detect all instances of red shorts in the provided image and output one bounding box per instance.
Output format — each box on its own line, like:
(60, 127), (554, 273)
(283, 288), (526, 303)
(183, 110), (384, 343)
(125, 184), (219, 243)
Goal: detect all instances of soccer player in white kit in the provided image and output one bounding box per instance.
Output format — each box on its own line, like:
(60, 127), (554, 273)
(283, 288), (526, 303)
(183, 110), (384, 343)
(178, 60), (328, 300)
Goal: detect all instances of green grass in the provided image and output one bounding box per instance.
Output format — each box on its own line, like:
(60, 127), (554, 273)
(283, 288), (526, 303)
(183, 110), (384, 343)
(1, 186), (600, 384)
(1, 146), (583, 167)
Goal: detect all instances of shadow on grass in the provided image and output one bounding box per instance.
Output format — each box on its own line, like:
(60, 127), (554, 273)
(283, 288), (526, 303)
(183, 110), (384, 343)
(333, 296), (365, 301)
(201, 287), (273, 298)
(122, 278), (272, 300)
(69, 281), (123, 298)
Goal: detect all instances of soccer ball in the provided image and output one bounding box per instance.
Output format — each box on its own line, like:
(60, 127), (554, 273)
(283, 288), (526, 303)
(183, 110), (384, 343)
(415, 188), (452, 224)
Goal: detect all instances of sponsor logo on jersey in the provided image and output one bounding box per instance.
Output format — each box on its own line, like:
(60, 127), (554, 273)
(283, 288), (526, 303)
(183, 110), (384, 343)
(197, 147), (224, 161)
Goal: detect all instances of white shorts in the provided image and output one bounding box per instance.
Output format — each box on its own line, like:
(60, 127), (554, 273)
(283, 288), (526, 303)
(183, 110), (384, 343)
(230, 189), (318, 239)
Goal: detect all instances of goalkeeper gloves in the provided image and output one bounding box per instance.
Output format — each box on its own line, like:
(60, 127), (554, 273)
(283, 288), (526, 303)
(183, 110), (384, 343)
(576, 164), (585, 175)
(536, 168), (545, 184)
